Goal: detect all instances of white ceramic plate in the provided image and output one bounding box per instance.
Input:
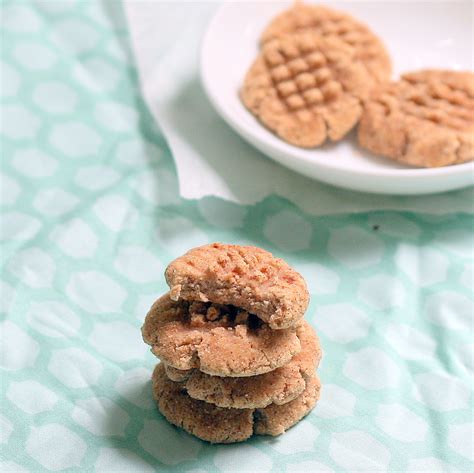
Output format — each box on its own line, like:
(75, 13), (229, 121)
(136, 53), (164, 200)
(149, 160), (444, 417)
(200, 1), (473, 195)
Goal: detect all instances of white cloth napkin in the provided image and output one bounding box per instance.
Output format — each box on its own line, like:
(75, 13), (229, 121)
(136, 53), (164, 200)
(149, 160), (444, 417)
(124, 0), (473, 216)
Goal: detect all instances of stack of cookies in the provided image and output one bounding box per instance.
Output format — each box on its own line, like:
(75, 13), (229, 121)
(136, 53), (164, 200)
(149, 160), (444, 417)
(240, 2), (474, 167)
(142, 243), (321, 443)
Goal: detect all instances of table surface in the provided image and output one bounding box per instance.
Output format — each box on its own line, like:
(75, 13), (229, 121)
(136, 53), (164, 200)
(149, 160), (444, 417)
(1, 1), (472, 472)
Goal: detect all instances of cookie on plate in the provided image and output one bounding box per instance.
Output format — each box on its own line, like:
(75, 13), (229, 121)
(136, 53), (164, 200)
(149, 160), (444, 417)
(165, 243), (309, 329)
(358, 70), (474, 167)
(152, 363), (321, 443)
(240, 32), (379, 147)
(164, 321), (321, 409)
(260, 3), (391, 83)
(142, 293), (301, 377)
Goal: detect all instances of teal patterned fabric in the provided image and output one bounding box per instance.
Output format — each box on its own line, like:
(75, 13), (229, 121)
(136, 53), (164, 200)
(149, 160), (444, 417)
(1, 1), (472, 472)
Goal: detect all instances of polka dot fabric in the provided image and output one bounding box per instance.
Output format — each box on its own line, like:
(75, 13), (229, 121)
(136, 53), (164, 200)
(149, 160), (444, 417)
(1, 1), (472, 471)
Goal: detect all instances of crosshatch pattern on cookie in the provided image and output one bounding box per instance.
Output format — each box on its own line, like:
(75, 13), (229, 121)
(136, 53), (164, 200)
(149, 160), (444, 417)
(264, 35), (346, 110)
(241, 32), (374, 147)
(359, 70), (474, 167)
(260, 3), (391, 83)
(381, 72), (474, 130)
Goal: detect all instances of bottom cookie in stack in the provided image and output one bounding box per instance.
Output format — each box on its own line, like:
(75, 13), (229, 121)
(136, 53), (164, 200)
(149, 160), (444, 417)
(152, 364), (320, 444)
(151, 321), (322, 443)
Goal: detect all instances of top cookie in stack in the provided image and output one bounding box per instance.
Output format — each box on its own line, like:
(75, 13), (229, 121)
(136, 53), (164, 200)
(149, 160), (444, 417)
(142, 243), (322, 443)
(166, 242), (309, 330)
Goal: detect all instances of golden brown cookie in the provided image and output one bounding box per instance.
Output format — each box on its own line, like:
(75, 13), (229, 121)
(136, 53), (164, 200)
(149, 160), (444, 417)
(164, 321), (321, 409)
(240, 31), (379, 147)
(358, 70), (474, 167)
(142, 293), (301, 377)
(260, 3), (391, 83)
(152, 363), (321, 443)
(153, 363), (253, 443)
(165, 243), (309, 329)
(253, 375), (320, 436)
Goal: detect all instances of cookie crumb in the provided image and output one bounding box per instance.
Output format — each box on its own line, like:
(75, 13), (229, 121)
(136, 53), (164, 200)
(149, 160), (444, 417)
(235, 310), (249, 325)
(206, 305), (220, 321)
(169, 284), (181, 301)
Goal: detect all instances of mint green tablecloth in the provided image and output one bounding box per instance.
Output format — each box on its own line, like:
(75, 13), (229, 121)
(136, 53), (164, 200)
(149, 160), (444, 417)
(1, 1), (472, 472)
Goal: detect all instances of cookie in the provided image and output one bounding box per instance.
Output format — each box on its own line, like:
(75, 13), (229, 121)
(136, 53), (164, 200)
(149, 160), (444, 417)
(165, 243), (309, 329)
(164, 365), (193, 382)
(153, 363), (253, 444)
(152, 363), (321, 443)
(164, 321), (321, 409)
(358, 70), (474, 167)
(142, 293), (301, 377)
(260, 3), (391, 83)
(253, 375), (320, 437)
(240, 32), (378, 147)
